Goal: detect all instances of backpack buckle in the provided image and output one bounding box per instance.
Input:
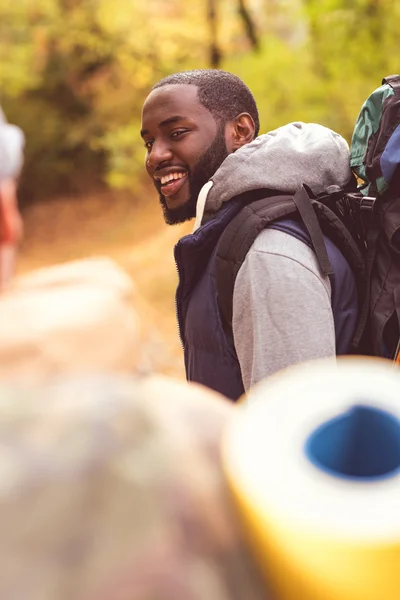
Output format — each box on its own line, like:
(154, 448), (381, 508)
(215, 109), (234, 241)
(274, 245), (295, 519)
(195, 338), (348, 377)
(359, 195), (377, 233)
(360, 196), (376, 212)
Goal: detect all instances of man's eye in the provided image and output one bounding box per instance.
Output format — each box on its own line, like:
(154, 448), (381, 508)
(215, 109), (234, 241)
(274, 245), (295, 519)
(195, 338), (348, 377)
(171, 130), (187, 138)
(144, 141), (154, 150)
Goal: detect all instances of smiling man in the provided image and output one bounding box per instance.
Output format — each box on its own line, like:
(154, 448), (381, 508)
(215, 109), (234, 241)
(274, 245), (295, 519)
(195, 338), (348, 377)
(141, 70), (359, 400)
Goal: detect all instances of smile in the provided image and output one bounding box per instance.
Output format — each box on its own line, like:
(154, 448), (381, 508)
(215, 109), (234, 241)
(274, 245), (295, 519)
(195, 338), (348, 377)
(160, 172), (188, 197)
(160, 172), (185, 185)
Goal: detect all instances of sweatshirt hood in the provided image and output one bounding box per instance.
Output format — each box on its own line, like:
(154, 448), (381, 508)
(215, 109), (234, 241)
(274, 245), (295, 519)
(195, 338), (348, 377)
(193, 122), (351, 230)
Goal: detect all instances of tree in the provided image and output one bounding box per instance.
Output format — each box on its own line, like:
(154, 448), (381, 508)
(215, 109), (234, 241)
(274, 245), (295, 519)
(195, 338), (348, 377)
(1, 0), (398, 203)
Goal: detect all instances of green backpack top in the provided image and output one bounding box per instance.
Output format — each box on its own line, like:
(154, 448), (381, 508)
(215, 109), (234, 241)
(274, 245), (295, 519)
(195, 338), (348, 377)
(350, 75), (400, 197)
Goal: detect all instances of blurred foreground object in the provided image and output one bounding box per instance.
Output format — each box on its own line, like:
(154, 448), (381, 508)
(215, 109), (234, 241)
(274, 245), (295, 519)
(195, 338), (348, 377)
(0, 373), (266, 600)
(0, 109), (24, 289)
(224, 356), (400, 600)
(0, 258), (140, 380)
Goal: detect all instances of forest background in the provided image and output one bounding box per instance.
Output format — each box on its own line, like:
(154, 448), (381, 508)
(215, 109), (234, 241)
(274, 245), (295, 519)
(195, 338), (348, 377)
(1, 0), (399, 377)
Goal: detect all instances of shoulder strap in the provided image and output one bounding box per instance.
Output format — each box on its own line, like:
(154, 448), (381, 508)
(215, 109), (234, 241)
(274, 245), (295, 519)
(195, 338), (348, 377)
(216, 187), (336, 329)
(216, 193), (296, 330)
(216, 186), (366, 335)
(292, 186), (334, 276)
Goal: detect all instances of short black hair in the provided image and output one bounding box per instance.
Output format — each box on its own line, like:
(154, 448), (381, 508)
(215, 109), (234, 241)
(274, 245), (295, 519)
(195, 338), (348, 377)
(152, 69), (260, 137)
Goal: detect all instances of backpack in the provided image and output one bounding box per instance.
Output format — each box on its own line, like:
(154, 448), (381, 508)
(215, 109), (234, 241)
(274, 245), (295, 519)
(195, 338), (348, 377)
(216, 75), (400, 364)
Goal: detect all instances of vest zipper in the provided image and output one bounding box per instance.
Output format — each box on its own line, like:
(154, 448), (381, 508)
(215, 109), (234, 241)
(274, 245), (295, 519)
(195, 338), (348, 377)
(174, 239), (186, 350)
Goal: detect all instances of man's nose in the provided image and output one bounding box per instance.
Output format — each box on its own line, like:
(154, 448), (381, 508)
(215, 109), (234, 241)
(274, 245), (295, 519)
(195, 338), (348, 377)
(146, 140), (173, 169)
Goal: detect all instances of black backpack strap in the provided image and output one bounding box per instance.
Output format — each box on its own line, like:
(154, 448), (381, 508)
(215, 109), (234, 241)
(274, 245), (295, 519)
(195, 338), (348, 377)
(216, 193), (297, 329)
(216, 186), (337, 329)
(292, 186), (334, 277)
(350, 225), (379, 351)
(216, 186), (367, 338)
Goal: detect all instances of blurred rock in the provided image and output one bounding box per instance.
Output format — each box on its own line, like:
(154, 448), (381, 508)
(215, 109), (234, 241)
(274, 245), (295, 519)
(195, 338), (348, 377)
(0, 373), (267, 600)
(0, 257), (140, 381)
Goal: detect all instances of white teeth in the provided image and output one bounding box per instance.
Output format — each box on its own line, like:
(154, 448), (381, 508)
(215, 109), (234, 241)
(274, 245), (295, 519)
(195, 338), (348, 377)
(160, 172), (185, 185)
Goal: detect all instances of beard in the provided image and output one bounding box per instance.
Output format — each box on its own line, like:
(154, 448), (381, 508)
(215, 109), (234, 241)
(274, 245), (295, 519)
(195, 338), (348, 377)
(157, 126), (229, 225)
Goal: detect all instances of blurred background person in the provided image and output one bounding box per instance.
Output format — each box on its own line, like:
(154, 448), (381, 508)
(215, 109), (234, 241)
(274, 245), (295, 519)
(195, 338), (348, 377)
(0, 107), (24, 289)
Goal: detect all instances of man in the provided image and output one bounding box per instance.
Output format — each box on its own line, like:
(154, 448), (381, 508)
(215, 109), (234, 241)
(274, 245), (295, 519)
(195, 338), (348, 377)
(141, 69), (358, 400)
(0, 107), (24, 289)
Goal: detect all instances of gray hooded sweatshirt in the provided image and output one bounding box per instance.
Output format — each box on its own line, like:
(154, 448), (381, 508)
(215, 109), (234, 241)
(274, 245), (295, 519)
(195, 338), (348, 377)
(192, 122), (352, 391)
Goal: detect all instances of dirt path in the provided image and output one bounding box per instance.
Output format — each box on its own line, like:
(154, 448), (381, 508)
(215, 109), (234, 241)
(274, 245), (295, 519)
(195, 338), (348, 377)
(17, 191), (191, 379)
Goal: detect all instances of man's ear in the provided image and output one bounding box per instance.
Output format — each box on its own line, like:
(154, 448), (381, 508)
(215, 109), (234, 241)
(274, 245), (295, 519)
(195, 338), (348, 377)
(226, 113), (256, 152)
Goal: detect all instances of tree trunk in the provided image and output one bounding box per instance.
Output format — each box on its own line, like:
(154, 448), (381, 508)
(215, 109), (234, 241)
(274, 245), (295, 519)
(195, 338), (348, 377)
(238, 0), (259, 50)
(207, 0), (222, 68)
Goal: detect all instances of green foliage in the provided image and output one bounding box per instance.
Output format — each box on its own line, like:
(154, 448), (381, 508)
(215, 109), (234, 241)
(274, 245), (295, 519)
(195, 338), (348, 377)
(0, 0), (399, 203)
(227, 0), (400, 140)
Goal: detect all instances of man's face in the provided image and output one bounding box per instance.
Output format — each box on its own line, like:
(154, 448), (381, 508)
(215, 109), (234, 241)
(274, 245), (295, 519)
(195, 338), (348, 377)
(141, 84), (229, 224)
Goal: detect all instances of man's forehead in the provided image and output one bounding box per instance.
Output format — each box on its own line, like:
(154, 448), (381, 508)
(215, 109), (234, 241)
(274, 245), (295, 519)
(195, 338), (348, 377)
(142, 84), (209, 123)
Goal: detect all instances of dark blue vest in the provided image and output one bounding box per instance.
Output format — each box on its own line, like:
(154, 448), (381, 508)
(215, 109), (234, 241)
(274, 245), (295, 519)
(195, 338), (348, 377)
(174, 197), (358, 401)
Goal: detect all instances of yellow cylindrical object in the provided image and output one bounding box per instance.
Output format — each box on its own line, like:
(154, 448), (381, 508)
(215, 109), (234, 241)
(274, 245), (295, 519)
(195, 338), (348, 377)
(223, 357), (400, 600)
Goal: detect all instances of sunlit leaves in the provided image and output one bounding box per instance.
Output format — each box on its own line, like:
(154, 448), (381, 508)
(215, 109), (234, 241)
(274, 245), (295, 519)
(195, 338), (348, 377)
(0, 0), (399, 199)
